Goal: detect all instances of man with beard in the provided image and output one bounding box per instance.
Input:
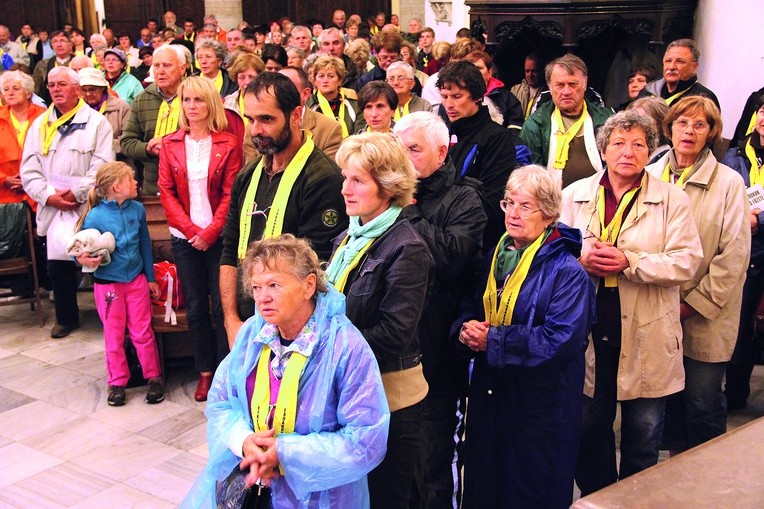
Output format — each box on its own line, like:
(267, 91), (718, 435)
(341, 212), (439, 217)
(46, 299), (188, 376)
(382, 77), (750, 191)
(219, 72), (347, 344)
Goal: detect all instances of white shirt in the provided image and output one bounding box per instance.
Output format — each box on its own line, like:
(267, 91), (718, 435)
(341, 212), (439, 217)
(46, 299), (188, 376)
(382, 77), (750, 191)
(169, 135), (214, 239)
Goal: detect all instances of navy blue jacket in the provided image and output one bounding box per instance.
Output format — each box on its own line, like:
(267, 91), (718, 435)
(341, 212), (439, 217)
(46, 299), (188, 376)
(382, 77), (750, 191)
(454, 224), (596, 509)
(722, 138), (764, 264)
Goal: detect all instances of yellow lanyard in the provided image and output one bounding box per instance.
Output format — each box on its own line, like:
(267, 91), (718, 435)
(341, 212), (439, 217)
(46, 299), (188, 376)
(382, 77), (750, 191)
(39, 98), (86, 155)
(483, 232), (546, 326)
(251, 345), (307, 436)
(90, 53), (100, 69)
(155, 96), (180, 138)
(745, 138), (764, 186)
(393, 99), (411, 122)
(316, 91), (348, 138)
(213, 70), (223, 93)
(237, 91), (248, 130)
(9, 111), (29, 148)
(661, 162), (692, 187)
(552, 103), (588, 169)
(331, 236), (375, 293)
(665, 87), (690, 106)
(597, 176), (643, 287)
(98, 99), (108, 114)
(238, 133), (315, 259)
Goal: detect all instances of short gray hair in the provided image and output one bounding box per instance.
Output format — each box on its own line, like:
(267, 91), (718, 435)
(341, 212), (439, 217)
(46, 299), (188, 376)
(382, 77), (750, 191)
(505, 165), (561, 222)
(0, 70), (35, 98)
(319, 27), (345, 47)
(595, 110), (659, 154)
(196, 39), (226, 62)
(545, 54), (588, 83)
(393, 111), (449, 148)
(666, 38), (700, 62)
(291, 25), (311, 38)
(48, 66), (79, 85)
(286, 46), (306, 59)
(386, 61), (415, 80)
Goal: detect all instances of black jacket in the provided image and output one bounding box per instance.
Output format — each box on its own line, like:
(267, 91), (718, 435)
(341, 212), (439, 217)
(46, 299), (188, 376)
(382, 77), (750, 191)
(194, 68), (238, 99)
(448, 106), (516, 249)
(339, 216), (434, 374)
(402, 158), (486, 396)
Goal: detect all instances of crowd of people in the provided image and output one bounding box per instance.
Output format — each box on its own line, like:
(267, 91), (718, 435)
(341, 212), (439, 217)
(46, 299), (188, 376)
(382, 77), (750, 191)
(0, 8), (762, 509)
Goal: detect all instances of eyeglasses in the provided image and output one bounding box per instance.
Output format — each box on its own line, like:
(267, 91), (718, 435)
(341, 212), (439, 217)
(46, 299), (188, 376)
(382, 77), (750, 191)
(499, 199), (541, 218)
(377, 54), (399, 63)
(386, 76), (410, 83)
(80, 87), (104, 95)
(46, 81), (72, 90)
(672, 119), (710, 133)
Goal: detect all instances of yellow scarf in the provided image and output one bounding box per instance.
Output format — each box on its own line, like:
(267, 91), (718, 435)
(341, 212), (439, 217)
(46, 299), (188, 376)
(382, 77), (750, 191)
(483, 231), (546, 326)
(98, 99), (108, 114)
(393, 98), (411, 122)
(251, 345), (307, 445)
(316, 90), (348, 138)
(552, 103), (588, 169)
(238, 132), (315, 259)
(745, 110), (757, 138)
(745, 137), (764, 186)
(238, 91), (248, 130)
(9, 110), (29, 148)
(213, 70), (223, 93)
(661, 161), (692, 187)
(331, 237), (375, 293)
(154, 96), (180, 138)
(597, 175), (644, 287)
(665, 87), (690, 106)
(39, 98), (86, 155)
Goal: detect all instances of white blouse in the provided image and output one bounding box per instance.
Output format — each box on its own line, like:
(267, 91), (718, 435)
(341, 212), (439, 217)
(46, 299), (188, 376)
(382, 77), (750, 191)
(169, 135), (215, 240)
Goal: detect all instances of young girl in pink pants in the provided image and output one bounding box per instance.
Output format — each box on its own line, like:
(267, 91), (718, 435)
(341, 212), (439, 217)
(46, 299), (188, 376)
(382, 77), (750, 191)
(76, 162), (164, 406)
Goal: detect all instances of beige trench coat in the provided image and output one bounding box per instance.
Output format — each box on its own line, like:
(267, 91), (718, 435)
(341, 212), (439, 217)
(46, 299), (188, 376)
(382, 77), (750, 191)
(646, 150), (751, 362)
(560, 170), (703, 400)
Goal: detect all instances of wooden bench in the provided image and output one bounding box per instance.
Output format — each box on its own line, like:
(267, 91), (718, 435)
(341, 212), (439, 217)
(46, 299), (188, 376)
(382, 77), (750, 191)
(142, 197), (193, 371)
(572, 417), (764, 508)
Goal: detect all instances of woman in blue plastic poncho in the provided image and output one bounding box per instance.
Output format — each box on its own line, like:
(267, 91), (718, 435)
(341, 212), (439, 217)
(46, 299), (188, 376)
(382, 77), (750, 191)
(182, 235), (390, 509)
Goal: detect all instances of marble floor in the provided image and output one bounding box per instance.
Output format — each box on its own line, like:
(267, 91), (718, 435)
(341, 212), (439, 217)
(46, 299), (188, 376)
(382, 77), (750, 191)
(1, 292), (763, 508)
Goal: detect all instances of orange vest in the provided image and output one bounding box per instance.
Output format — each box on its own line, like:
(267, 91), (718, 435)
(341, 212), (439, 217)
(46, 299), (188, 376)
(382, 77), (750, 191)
(0, 103), (46, 208)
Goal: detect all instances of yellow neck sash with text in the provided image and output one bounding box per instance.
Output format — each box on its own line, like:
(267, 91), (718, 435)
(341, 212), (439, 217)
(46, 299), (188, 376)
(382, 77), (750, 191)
(316, 90), (348, 138)
(39, 98), (86, 155)
(597, 175), (643, 287)
(238, 91), (248, 130)
(665, 87), (690, 106)
(745, 138), (764, 186)
(251, 345), (307, 438)
(237, 133), (315, 259)
(552, 102), (588, 169)
(483, 231), (546, 326)
(331, 236), (375, 293)
(154, 96), (180, 138)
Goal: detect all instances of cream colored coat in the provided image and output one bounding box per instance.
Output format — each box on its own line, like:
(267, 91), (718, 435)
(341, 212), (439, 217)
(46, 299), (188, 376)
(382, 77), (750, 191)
(646, 150), (751, 362)
(560, 170), (703, 400)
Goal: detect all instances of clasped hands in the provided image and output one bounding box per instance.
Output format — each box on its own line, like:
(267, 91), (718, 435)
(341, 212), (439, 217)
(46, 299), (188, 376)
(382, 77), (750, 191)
(241, 429), (280, 488)
(580, 240), (629, 278)
(460, 320), (489, 352)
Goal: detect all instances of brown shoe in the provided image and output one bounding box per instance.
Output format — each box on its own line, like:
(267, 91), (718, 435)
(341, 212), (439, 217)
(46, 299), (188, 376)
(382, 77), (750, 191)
(194, 373), (213, 402)
(51, 323), (79, 339)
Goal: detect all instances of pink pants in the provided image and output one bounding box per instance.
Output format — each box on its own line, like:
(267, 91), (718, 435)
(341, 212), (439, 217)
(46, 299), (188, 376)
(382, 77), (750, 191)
(94, 274), (161, 386)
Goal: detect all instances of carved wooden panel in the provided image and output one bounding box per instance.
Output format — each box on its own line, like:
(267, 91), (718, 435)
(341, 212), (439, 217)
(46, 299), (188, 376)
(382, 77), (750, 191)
(241, 0), (390, 27)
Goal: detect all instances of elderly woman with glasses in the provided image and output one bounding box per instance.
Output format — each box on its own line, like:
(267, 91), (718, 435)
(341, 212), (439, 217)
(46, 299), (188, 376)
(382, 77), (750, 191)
(456, 165), (595, 509)
(646, 96), (750, 453)
(195, 39), (238, 98)
(560, 111), (702, 496)
(385, 61), (432, 122)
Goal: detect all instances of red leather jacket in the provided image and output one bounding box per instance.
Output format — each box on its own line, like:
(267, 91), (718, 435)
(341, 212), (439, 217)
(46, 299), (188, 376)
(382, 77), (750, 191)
(158, 129), (242, 246)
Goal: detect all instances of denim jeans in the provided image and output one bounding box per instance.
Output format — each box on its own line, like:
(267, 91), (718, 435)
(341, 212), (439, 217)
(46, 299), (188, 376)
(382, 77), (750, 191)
(664, 356), (727, 450)
(171, 237), (227, 372)
(47, 259), (79, 327)
(369, 401), (423, 509)
(575, 342), (667, 496)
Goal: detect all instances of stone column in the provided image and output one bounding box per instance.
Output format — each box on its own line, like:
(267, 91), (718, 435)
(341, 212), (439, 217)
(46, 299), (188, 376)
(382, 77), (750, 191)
(203, 0), (242, 31)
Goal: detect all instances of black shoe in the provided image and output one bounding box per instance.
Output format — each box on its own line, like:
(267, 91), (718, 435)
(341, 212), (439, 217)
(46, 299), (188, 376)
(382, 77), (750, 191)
(146, 377), (165, 404)
(50, 323), (80, 339)
(107, 386), (126, 406)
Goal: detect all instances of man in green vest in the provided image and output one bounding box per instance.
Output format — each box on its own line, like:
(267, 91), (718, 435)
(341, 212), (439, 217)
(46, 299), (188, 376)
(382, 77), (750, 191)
(219, 72), (348, 345)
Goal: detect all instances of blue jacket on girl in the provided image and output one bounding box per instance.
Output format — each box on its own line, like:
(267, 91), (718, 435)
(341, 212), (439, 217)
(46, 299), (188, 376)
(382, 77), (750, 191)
(81, 199), (155, 283)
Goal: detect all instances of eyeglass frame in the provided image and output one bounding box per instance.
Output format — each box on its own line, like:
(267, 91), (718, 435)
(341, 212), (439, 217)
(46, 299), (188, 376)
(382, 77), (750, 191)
(672, 118), (710, 133)
(499, 198), (541, 219)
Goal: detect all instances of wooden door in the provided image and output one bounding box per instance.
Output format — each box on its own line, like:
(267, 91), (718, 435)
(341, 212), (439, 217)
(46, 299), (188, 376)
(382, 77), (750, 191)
(103, 0), (204, 39)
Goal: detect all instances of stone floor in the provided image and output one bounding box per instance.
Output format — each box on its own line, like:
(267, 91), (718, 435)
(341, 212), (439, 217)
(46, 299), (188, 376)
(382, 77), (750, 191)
(0, 292), (763, 507)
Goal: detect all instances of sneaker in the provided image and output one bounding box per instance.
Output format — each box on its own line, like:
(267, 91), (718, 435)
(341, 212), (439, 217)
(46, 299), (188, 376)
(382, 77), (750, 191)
(107, 385), (126, 406)
(146, 377), (165, 404)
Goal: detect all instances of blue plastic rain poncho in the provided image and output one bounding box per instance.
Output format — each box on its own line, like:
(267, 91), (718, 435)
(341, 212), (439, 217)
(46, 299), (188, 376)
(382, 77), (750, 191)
(181, 286), (390, 508)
